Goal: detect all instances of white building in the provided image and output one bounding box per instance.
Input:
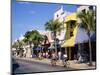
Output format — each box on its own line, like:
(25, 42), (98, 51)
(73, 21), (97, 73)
(53, 6), (71, 44)
(39, 31), (54, 43)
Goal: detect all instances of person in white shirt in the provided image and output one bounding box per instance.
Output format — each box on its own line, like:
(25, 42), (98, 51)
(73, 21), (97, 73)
(63, 54), (67, 61)
(58, 51), (61, 61)
(62, 53), (68, 67)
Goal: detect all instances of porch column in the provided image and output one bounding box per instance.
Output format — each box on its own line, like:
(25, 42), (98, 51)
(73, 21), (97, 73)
(69, 47), (71, 60)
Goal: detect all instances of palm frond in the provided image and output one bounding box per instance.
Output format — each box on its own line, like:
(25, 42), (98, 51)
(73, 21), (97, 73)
(44, 19), (62, 35)
(78, 9), (96, 32)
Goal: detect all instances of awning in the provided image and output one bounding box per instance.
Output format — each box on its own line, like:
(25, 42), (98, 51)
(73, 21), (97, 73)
(75, 25), (96, 44)
(35, 47), (42, 51)
(61, 25), (96, 47)
(61, 37), (75, 47)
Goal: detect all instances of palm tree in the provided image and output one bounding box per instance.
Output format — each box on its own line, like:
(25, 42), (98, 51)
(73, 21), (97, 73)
(24, 31), (32, 44)
(18, 40), (24, 57)
(12, 41), (19, 50)
(77, 6), (96, 66)
(24, 30), (44, 55)
(31, 30), (44, 55)
(45, 19), (62, 55)
(42, 35), (50, 52)
(30, 30), (43, 45)
(12, 40), (24, 56)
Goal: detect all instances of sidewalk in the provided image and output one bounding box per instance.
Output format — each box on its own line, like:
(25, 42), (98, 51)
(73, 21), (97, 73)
(16, 57), (96, 70)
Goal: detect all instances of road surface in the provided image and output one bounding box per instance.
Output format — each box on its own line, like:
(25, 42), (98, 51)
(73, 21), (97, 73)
(12, 58), (75, 74)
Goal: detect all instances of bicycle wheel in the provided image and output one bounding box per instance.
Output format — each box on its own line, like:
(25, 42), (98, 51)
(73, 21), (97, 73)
(66, 61), (70, 67)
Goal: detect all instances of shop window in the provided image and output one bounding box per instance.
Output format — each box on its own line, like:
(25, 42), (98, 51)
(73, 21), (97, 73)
(57, 14), (59, 17)
(70, 21), (75, 29)
(70, 32), (73, 37)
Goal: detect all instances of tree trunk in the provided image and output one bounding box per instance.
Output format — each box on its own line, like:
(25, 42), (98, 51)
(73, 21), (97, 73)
(87, 31), (93, 66)
(30, 44), (32, 57)
(78, 43), (81, 62)
(54, 32), (57, 55)
(55, 39), (57, 55)
(29, 41), (32, 58)
(88, 37), (93, 66)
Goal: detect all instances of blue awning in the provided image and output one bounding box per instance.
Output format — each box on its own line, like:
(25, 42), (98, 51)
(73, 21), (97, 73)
(35, 47), (42, 51)
(75, 26), (96, 44)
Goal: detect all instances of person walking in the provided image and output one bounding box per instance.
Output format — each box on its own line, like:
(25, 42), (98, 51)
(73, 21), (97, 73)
(38, 52), (42, 60)
(51, 52), (57, 66)
(46, 51), (48, 58)
(62, 53), (68, 67)
(58, 51), (61, 62)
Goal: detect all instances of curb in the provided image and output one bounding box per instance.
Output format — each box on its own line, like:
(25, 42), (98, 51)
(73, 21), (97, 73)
(15, 57), (96, 69)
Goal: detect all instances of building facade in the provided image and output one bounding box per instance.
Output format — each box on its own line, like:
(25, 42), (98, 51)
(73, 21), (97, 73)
(61, 5), (96, 62)
(61, 12), (78, 60)
(53, 6), (71, 44)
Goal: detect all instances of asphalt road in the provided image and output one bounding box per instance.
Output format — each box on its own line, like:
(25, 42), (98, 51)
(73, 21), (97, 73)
(12, 58), (75, 74)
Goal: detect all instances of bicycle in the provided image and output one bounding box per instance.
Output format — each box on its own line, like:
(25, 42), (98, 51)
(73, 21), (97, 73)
(62, 59), (70, 67)
(51, 58), (57, 66)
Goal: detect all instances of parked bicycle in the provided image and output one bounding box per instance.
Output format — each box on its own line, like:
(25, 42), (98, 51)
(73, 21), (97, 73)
(51, 52), (57, 66)
(62, 58), (70, 67)
(62, 53), (70, 67)
(51, 58), (57, 66)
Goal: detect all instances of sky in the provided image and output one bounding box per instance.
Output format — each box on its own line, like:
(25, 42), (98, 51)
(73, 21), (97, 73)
(12, 0), (78, 42)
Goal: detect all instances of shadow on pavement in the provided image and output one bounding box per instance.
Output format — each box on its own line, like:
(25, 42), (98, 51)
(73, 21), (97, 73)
(12, 58), (20, 75)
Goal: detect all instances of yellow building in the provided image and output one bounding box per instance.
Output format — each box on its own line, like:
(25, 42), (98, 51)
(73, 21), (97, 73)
(61, 12), (79, 60)
(61, 6), (96, 61)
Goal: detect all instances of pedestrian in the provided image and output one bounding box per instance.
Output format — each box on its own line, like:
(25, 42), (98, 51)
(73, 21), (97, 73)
(38, 52), (42, 60)
(51, 51), (57, 66)
(46, 51), (48, 58)
(43, 52), (45, 58)
(63, 53), (67, 60)
(52, 52), (56, 60)
(58, 51), (61, 61)
(62, 53), (68, 67)
(48, 51), (50, 58)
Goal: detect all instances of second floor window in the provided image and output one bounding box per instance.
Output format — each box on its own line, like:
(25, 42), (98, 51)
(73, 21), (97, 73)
(57, 14), (59, 17)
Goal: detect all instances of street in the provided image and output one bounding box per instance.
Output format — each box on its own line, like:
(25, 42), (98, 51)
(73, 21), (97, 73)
(12, 58), (74, 74)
